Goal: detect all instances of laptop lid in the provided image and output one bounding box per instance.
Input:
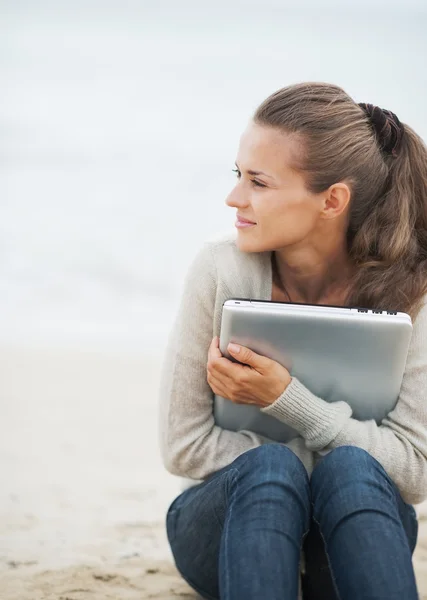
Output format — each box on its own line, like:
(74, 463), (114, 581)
(213, 298), (412, 444)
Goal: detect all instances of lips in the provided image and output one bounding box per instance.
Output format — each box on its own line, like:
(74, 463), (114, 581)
(236, 215), (256, 224)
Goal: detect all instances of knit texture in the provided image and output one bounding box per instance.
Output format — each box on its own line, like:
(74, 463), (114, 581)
(157, 231), (427, 505)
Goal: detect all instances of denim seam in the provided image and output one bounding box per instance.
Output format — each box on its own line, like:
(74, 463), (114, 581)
(311, 514), (342, 600)
(221, 465), (241, 599)
(212, 467), (239, 531)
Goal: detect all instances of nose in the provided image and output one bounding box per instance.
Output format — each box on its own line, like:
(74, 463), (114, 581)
(225, 183), (250, 209)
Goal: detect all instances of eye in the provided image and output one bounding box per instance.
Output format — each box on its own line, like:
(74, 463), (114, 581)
(232, 168), (266, 188)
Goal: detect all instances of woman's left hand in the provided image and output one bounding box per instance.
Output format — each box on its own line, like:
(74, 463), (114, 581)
(207, 336), (292, 408)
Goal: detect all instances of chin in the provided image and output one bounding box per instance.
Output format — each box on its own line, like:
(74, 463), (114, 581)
(236, 232), (269, 254)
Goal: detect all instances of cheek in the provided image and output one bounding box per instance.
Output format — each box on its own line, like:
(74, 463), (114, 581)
(235, 191), (319, 254)
(259, 198), (318, 244)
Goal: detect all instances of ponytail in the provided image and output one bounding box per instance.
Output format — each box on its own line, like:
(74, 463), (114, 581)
(348, 123), (427, 318)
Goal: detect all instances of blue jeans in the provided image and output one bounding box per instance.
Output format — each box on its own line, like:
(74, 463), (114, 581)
(166, 445), (419, 600)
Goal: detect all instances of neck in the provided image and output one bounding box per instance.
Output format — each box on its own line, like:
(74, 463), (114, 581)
(272, 236), (354, 305)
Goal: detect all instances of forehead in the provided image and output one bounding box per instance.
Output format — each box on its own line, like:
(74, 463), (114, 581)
(237, 121), (302, 173)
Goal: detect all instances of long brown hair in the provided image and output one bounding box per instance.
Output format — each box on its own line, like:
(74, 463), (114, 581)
(254, 82), (427, 319)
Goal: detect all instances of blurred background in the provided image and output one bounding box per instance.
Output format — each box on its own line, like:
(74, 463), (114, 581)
(1, 1), (427, 598)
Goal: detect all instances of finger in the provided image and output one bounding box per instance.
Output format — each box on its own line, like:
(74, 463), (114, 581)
(208, 373), (246, 404)
(210, 360), (252, 394)
(213, 336), (223, 357)
(207, 338), (240, 378)
(227, 343), (268, 370)
(207, 337), (219, 367)
(210, 355), (246, 380)
(209, 381), (245, 404)
(208, 336), (222, 361)
(207, 373), (229, 398)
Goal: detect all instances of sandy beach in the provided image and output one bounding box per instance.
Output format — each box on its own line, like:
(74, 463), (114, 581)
(2, 0), (427, 597)
(1, 345), (427, 599)
(0, 346), (198, 599)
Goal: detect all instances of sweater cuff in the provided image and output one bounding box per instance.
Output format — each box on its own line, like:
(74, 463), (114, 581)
(260, 377), (353, 449)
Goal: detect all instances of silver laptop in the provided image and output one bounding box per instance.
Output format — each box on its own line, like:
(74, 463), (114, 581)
(213, 298), (413, 444)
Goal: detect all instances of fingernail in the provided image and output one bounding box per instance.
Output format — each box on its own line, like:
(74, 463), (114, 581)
(228, 343), (240, 354)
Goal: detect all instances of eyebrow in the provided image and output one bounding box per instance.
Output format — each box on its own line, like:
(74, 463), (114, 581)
(235, 164), (274, 179)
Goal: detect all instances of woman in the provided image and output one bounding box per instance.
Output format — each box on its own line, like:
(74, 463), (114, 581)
(158, 82), (427, 599)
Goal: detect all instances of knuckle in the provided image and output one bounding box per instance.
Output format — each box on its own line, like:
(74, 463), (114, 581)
(231, 382), (240, 396)
(237, 372), (247, 385)
(234, 375), (243, 387)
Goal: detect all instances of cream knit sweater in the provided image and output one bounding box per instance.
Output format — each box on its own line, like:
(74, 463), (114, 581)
(158, 231), (427, 505)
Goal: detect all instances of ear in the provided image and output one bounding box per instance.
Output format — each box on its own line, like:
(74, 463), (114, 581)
(321, 182), (351, 220)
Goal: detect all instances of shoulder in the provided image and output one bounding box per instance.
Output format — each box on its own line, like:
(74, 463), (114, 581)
(183, 230), (269, 301)
(181, 231), (241, 289)
(201, 229), (268, 277)
(413, 293), (427, 326)
(199, 229), (239, 260)
(405, 293), (427, 362)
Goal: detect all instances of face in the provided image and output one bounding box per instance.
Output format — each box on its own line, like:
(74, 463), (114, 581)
(225, 121), (325, 253)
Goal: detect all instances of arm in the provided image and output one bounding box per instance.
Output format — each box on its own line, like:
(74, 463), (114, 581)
(260, 301), (427, 505)
(157, 242), (273, 480)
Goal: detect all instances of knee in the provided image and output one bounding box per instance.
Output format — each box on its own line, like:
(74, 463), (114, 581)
(311, 446), (395, 510)
(312, 446), (386, 486)
(234, 444), (310, 519)
(239, 443), (309, 487)
(230, 445), (311, 534)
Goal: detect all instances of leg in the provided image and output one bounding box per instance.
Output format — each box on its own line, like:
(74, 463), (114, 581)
(310, 446), (419, 600)
(166, 460), (236, 600)
(301, 519), (339, 600)
(166, 444), (311, 600)
(219, 444), (311, 599)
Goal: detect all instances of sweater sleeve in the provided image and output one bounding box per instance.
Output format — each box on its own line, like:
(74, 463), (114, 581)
(260, 301), (427, 505)
(157, 242), (274, 480)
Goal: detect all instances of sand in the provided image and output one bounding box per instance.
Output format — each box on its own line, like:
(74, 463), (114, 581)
(1, 345), (427, 599)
